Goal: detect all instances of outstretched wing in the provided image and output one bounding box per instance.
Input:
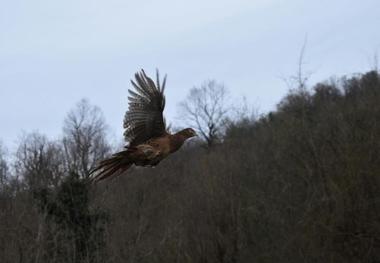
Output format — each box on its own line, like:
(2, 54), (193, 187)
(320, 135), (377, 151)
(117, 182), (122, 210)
(123, 69), (167, 146)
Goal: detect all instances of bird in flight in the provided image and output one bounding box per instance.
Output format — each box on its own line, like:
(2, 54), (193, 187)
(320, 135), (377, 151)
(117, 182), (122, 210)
(90, 69), (197, 182)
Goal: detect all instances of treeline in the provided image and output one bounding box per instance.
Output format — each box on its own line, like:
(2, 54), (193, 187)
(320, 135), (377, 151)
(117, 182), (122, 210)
(0, 71), (379, 262)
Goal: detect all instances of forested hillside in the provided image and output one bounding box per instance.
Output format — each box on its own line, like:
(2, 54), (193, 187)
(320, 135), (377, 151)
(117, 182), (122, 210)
(0, 71), (379, 263)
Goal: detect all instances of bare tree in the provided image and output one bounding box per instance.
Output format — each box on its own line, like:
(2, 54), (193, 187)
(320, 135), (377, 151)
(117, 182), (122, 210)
(0, 141), (8, 188)
(62, 99), (111, 179)
(179, 80), (229, 147)
(370, 49), (379, 72)
(282, 36), (313, 91)
(295, 37), (310, 90)
(14, 132), (65, 189)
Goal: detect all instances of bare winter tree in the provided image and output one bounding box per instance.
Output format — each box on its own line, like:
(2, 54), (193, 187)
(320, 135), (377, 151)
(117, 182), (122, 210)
(370, 49), (379, 72)
(0, 141), (8, 188)
(14, 132), (65, 189)
(179, 80), (230, 147)
(282, 36), (313, 91)
(62, 99), (111, 179)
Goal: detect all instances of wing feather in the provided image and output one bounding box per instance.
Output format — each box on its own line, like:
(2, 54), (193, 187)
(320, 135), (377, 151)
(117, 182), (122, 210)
(123, 69), (167, 146)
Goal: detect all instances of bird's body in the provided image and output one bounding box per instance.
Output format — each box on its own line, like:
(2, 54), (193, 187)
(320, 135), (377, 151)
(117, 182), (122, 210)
(90, 70), (196, 182)
(126, 131), (189, 166)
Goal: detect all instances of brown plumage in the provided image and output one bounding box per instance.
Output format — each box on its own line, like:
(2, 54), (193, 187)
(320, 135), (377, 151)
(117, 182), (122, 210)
(90, 69), (197, 182)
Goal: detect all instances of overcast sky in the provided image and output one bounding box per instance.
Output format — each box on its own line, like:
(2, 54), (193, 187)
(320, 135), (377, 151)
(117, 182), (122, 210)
(1, 0), (379, 149)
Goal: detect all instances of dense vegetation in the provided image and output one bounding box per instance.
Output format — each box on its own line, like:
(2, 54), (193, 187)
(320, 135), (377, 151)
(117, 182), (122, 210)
(0, 71), (379, 262)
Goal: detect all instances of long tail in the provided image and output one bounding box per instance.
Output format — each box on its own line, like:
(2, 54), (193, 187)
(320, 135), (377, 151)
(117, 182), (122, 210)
(90, 149), (134, 183)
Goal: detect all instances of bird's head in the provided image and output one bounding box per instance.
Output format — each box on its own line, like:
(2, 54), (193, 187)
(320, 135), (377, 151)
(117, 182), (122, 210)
(178, 128), (197, 139)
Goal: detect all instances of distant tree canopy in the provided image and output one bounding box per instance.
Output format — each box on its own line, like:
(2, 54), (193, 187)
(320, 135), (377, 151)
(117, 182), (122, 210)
(0, 71), (380, 263)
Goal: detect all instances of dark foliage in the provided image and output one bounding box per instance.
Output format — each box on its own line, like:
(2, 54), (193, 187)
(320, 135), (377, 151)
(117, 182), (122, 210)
(33, 173), (108, 263)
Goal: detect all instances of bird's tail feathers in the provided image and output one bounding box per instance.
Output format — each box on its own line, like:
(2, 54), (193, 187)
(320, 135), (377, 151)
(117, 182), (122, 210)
(90, 149), (134, 183)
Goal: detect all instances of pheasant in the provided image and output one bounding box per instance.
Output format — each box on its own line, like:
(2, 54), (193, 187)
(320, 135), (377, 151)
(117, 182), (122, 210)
(90, 70), (197, 182)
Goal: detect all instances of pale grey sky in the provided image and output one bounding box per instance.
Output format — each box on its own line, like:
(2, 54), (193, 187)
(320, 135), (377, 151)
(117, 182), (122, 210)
(1, 0), (379, 149)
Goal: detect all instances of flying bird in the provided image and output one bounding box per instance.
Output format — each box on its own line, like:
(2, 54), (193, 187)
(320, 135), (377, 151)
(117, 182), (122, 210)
(90, 69), (197, 182)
